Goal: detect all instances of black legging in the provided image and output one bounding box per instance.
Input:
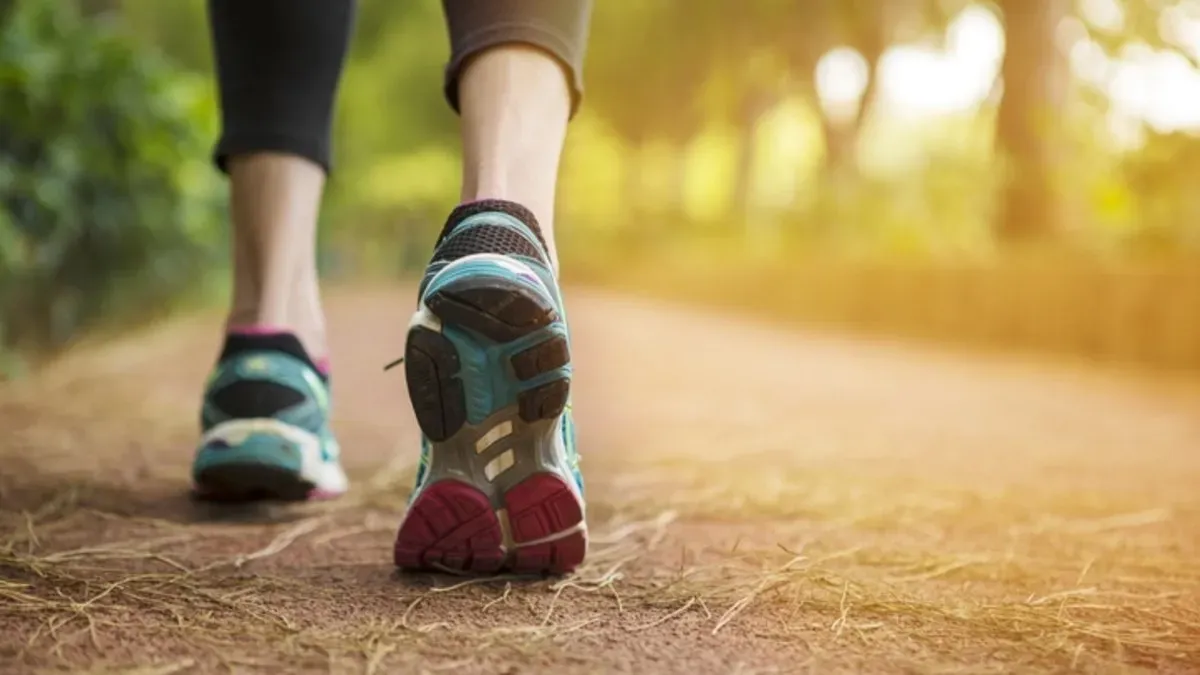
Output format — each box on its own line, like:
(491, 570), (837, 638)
(207, 0), (592, 174)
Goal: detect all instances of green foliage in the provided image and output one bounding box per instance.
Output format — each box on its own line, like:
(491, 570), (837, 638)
(1122, 131), (1200, 253)
(324, 1), (458, 222)
(19, 0), (1199, 315)
(115, 0), (211, 73)
(0, 0), (225, 370)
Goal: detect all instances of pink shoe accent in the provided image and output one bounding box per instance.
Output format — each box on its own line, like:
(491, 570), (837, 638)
(394, 482), (507, 573)
(505, 473), (587, 574)
(306, 487), (345, 501)
(227, 324), (292, 337)
(393, 473), (585, 575)
(225, 326), (330, 375)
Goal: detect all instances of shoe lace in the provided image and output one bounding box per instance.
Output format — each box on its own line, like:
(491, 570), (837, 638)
(383, 357), (404, 372)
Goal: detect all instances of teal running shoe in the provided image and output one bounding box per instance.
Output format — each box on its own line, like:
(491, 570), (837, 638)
(393, 200), (586, 575)
(192, 335), (348, 501)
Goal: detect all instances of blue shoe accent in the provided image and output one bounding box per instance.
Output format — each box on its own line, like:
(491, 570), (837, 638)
(422, 254), (571, 426)
(192, 350), (347, 501)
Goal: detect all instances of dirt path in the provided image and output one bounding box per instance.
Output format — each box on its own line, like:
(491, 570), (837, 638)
(2, 286), (1198, 674)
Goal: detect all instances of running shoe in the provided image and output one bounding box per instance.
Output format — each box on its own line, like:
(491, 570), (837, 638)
(393, 200), (586, 575)
(192, 335), (348, 501)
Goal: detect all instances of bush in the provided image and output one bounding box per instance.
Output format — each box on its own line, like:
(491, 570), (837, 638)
(0, 0), (225, 374)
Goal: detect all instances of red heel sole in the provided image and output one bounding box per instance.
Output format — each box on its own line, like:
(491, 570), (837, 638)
(394, 472), (586, 576)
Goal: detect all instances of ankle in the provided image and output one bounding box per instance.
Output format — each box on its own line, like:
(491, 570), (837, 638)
(225, 321), (329, 376)
(221, 327), (330, 378)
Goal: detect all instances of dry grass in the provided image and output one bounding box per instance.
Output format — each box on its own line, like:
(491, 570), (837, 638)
(0, 468), (664, 672)
(2, 285), (1198, 673)
(3, 454), (1196, 674)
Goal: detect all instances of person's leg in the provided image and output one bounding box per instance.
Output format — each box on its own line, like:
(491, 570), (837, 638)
(394, 0), (592, 576)
(456, 49), (571, 268)
(447, 0), (590, 269)
(192, 0), (354, 502)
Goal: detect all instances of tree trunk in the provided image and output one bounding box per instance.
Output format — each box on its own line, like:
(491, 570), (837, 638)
(730, 122), (757, 225)
(730, 87), (779, 225)
(787, 0), (885, 197)
(830, 0), (887, 178)
(994, 0), (1070, 242)
(78, 0), (120, 19)
(621, 138), (654, 232)
(667, 145), (689, 224)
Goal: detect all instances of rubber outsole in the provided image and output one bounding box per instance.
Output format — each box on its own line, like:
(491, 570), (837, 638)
(192, 462), (315, 503)
(406, 282), (570, 442)
(396, 263), (585, 576)
(393, 473), (585, 575)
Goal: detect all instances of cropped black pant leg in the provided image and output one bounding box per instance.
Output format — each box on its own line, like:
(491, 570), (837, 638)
(207, 0), (592, 174)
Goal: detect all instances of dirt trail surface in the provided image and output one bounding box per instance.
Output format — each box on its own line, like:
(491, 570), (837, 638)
(2, 286), (1199, 674)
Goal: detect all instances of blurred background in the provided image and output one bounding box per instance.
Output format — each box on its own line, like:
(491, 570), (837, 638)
(1, 0), (1198, 376)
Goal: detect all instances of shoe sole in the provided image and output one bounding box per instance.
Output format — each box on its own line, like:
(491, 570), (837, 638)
(193, 462), (316, 502)
(396, 256), (585, 576)
(192, 420), (347, 503)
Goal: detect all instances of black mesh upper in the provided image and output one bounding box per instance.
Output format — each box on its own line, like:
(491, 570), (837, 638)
(434, 199), (549, 258)
(210, 332), (323, 419)
(220, 333), (321, 377)
(210, 380), (305, 418)
(433, 223), (546, 265)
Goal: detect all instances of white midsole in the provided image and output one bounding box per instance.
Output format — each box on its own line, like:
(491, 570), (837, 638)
(429, 253), (551, 299)
(408, 303), (442, 332)
(200, 418), (348, 492)
(411, 253), (551, 336)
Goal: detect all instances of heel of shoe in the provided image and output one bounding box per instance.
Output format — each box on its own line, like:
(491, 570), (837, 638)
(393, 471), (586, 575)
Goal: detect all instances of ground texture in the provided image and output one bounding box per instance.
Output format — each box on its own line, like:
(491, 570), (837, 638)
(2, 286), (1198, 674)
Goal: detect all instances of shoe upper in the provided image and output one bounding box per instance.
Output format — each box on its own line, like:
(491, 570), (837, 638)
(411, 205), (581, 496)
(419, 208), (555, 302)
(201, 350), (338, 462)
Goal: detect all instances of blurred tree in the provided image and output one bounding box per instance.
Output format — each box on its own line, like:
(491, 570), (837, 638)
(585, 3), (708, 224)
(96, 0), (1200, 263)
(719, 1), (965, 220)
(800, 0), (888, 179)
(1124, 131), (1200, 253)
(1084, 0), (1200, 68)
(78, 0), (119, 18)
(994, 0), (1070, 242)
(994, 0), (1200, 245)
(0, 0), (224, 370)
(116, 0), (210, 72)
(766, 0), (932, 226)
